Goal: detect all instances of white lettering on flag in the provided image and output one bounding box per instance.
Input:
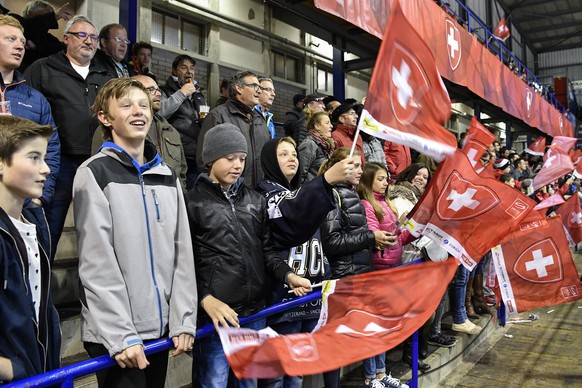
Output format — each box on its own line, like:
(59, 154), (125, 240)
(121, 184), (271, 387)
(446, 188), (480, 211)
(526, 249), (554, 278)
(392, 61), (413, 108)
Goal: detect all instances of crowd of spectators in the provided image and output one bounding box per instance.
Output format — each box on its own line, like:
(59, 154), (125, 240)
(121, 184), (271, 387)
(1, 2), (580, 388)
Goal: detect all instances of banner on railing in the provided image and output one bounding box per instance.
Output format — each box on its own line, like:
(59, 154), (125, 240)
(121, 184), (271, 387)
(313, 0), (573, 138)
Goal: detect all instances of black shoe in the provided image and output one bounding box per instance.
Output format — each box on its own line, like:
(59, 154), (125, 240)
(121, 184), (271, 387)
(419, 349), (428, 360)
(402, 353), (431, 372)
(428, 333), (457, 348)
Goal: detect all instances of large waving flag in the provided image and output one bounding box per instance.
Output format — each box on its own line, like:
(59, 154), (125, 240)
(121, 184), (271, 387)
(525, 136), (546, 156)
(404, 149), (536, 270)
(555, 194), (582, 245)
(218, 260), (458, 379)
(357, 1), (457, 162)
(491, 216), (581, 318)
(532, 145), (574, 190)
(461, 117), (495, 173)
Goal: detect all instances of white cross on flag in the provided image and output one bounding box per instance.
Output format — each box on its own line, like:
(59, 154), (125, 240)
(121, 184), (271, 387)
(555, 194), (582, 245)
(491, 216), (581, 317)
(445, 19), (461, 71)
(404, 149), (535, 270)
(357, 1), (456, 162)
(532, 145), (574, 191)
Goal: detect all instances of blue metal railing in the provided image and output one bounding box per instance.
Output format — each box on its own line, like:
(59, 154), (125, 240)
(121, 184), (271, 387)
(447, 0), (569, 115)
(7, 258), (428, 387)
(5, 292), (322, 388)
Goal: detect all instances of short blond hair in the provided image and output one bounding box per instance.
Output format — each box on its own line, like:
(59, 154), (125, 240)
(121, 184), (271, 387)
(0, 15), (24, 33)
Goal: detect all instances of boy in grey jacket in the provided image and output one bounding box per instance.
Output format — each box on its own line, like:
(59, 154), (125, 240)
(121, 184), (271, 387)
(73, 78), (197, 388)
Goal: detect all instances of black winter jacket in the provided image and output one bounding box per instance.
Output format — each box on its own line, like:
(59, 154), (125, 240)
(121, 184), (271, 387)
(321, 183), (375, 279)
(197, 100), (271, 188)
(0, 205), (61, 382)
(186, 175), (292, 324)
(161, 76), (206, 163)
(24, 51), (112, 155)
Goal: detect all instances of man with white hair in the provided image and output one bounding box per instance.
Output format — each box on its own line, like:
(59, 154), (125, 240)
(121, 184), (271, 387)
(25, 15), (112, 257)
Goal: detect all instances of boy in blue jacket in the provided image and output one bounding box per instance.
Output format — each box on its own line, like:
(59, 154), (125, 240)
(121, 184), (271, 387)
(0, 115), (60, 383)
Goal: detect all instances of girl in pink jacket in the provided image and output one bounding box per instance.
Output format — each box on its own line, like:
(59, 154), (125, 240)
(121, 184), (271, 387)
(358, 162), (410, 269)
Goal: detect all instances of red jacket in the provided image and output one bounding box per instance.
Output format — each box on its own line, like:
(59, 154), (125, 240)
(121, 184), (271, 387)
(332, 124), (365, 166)
(384, 142), (411, 177)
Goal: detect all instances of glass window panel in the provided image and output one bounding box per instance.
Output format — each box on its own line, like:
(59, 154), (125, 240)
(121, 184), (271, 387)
(164, 15), (180, 47)
(151, 11), (163, 44)
(182, 21), (201, 53)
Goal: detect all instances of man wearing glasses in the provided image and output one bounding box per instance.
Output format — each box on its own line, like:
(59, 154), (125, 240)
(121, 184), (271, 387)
(25, 15), (113, 258)
(197, 70), (271, 188)
(95, 23), (135, 78)
(255, 77), (277, 139)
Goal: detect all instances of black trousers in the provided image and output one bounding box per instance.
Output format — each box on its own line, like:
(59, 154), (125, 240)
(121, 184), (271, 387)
(84, 341), (169, 388)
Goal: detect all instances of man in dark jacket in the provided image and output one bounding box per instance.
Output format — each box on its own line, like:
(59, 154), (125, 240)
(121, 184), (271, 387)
(0, 14), (60, 207)
(94, 23), (135, 78)
(197, 70), (270, 188)
(161, 54), (206, 189)
(24, 15), (112, 257)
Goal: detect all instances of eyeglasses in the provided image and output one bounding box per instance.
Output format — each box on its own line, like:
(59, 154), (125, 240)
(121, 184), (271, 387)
(260, 86), (276, 93)
(67, 31), (99, 42)
(110, 36), (131, 45)
(145, 86), (161, 95)
(242, 83), (261, 91)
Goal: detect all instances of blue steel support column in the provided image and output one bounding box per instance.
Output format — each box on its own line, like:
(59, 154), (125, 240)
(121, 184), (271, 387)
(333, 47), (345, 101)
(119, 0), (138, 53)
(505, 121), (512, 149)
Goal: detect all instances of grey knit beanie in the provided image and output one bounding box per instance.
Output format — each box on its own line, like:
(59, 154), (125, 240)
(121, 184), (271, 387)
(202, 123), (248, 165)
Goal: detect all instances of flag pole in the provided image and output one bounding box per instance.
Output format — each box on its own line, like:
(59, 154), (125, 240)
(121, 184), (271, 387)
(349, 119), (362, 159)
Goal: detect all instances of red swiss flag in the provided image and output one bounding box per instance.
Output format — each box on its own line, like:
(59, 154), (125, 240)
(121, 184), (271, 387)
(358, 1), (457, 162)
(525, 136), (546, 156)
(493, 17), (510, 42)
(555, 194), (582, 245)
(491, 216), (582, 317)
(533, 145), (574, 191)
(218, 260), (458, 379)
(405, 149), (536, 270)
(461, 117), (495, 172)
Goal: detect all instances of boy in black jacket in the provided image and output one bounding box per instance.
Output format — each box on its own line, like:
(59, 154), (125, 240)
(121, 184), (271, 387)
(186, 123), (311, 388)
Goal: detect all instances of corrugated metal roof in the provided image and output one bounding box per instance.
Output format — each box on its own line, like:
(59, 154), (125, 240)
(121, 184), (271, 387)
(497, 0), (582, 53)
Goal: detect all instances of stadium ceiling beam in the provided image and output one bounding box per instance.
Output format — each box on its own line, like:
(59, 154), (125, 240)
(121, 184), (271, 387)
(512, 7), (582, 22)
(344, 58), (377, 72)
(522, 20), (582, 34)
(268, 0), (380, 60)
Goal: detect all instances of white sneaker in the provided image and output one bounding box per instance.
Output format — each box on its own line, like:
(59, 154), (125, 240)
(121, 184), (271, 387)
(452, 320), (482, 335)
(380, 374), (409, 388)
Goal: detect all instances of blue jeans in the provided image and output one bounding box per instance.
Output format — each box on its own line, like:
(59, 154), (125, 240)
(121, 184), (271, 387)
(362, 353), (386, 379)
(449, 265), (470, 324)
(192, 318), (266, 388)
(45, 154), (87, 260)
(429, 291), (448, 337)
(258, 319), (319, 388)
